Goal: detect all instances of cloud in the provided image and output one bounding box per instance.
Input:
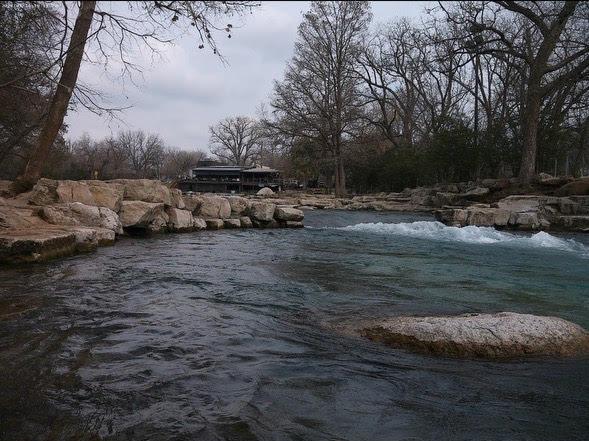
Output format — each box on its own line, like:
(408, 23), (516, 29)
(66, 1), (427, 152)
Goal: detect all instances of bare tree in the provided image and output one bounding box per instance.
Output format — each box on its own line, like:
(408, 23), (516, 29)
(440, 1), (589, 183)
(11, 1), (260, 191)
(209, 116), (262, 166)
(162, 148), (207, 179)
(270, 1), (371, 197)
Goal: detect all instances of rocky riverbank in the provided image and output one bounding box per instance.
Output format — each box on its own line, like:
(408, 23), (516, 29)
(0, 179), (304, 264)
(251, 175), (589, 232)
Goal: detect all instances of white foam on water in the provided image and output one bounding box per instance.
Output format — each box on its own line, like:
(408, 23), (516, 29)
(336, 221), (589, 256)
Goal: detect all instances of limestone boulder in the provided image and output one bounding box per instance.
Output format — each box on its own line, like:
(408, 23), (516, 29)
(198, 195), (231, 219)
(192, 217), (207, 230)
(227, 196), (251, 216)
(29, 179), (124, 211)
(468, 207), (510, 227)
(223, 218), (241, 229)
(166, 208), (193, 232)
(360, 312), (589, 359)
(257, 187), (274, 196)
(205, 219), (224, 230)
(183, 195), (202, 213)
(79, 180), (125, 211)
(109, 179), (172, 205)
(118, 201), (168, 232)
(508, 211), (542, 229)
(239, 216), (253, 228)
(274, 206), (304, 222)
(434, 208), (468, 226)
(495, 195), (542, 213)
(170, 189), (185, 209)
(250, 202), (276, 222)
(40, 202), (123, 234)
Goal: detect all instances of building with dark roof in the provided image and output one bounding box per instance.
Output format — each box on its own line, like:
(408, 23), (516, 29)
(177, 163), (281, 194)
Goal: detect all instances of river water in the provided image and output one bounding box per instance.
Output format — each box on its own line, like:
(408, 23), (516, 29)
(1, 210), (588, 441)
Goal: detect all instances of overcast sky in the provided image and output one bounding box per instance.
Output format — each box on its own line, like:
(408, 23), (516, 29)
(66, 1), (429, 152)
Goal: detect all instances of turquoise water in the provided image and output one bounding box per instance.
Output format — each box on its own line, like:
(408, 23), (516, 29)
(0, 210), (588, 440)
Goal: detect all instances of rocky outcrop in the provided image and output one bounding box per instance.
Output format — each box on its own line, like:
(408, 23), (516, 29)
(1, 179), (306, 264)
(435, 194), (589, 232)
(360, 312), (589, 359)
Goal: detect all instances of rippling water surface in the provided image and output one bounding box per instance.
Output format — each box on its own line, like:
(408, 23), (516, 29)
(1, 210), (588, 441)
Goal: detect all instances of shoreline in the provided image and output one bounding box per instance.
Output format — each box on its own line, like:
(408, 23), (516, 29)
(1, 176), (588, 264)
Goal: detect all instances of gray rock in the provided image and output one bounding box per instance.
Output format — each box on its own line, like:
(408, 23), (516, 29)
(274, 206), (304, 222)
(360, 312), (589, 359)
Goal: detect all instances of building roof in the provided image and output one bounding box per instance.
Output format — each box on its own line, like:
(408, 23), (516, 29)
(242, 166), (280, 173)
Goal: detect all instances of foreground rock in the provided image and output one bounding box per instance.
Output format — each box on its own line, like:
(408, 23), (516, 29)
(360, 312), (589, 359)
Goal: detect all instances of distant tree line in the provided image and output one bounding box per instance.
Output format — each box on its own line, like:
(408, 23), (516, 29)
(262, 1), (589, 194)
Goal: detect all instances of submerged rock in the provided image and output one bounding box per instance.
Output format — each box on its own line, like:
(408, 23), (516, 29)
(0, 228), (77, 263)
(360, 312), (589, 359)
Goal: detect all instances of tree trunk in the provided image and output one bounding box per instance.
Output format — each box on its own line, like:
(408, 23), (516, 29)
(14, 1), (96, 191)
(334, 153), (346, 197)
(519, 82), (542, 184)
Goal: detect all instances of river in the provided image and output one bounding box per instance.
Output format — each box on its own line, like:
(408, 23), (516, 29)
(1, 210), (588, 440)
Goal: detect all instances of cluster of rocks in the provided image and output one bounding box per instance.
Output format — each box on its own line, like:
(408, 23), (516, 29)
(0, 179), (304, 264)
(359, 312), (589, 359)
(252, 175), (589, 232)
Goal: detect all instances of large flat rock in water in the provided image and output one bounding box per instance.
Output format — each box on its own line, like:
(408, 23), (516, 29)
(360, 312), (589, 359)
